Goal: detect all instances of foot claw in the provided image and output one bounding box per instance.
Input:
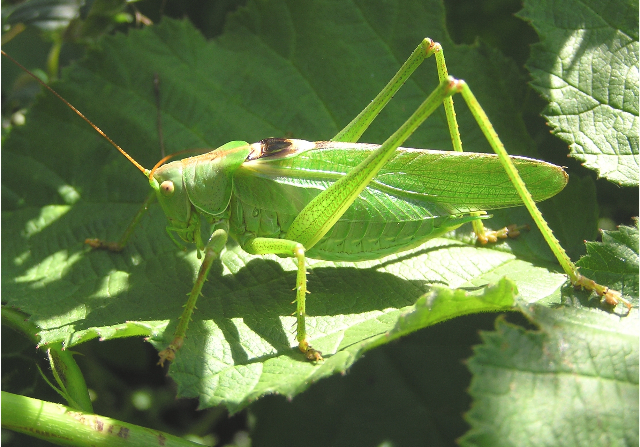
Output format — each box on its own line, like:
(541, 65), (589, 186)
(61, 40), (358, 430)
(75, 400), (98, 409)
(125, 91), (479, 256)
(601, 288), (632, 313)
(299, 340), (323, 362)
(305, 348), (324, 362)
(157, 338), (184, 367)
(573, 275), (632, 314)
(476, 224), (529, 245)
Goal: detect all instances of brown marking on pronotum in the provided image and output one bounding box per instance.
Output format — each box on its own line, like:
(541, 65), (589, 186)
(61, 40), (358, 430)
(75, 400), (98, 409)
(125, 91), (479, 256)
(246, 138), (317, 161)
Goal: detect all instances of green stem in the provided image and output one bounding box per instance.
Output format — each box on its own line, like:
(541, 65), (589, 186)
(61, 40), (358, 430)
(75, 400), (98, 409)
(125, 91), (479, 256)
(47, 347), (93, 413)
(46, 39), (62, 81)
(1, 391), (199, 447)
(2, 307), (39, 344)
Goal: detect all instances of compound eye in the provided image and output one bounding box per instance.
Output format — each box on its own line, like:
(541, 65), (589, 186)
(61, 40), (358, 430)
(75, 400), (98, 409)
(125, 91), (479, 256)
(160, 180), (174, 196)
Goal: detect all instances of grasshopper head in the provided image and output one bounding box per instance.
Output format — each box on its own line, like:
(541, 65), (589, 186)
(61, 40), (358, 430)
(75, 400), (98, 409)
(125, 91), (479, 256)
(148, 141), (253, 247)
(149, 160), (194, 239)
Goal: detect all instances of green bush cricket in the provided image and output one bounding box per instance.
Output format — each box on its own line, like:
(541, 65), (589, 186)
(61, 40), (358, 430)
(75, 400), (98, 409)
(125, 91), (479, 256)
(2, 36), (630, 366)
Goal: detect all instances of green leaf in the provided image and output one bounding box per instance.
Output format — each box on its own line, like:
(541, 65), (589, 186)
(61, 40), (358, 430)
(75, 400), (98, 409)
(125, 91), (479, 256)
(461, 304), (639, 447)
(519, 0), (640, 186)
(576, 223), (639, 300)
(362, 278), (518, 353)
(2, 0), (630, 416)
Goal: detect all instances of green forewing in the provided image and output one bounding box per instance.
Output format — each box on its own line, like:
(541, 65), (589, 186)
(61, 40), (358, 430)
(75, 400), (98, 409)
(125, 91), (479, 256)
(240, 141), (568, 214)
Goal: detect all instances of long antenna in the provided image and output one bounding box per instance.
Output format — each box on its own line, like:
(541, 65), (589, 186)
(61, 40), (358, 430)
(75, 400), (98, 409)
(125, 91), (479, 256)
(2, 50), (148, 175)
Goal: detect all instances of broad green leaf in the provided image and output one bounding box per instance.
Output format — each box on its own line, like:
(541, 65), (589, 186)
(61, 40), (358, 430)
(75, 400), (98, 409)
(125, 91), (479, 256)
(2, 0), (629, 414)
(519, 0), (640, 186)
(461, 304), (639, 447)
